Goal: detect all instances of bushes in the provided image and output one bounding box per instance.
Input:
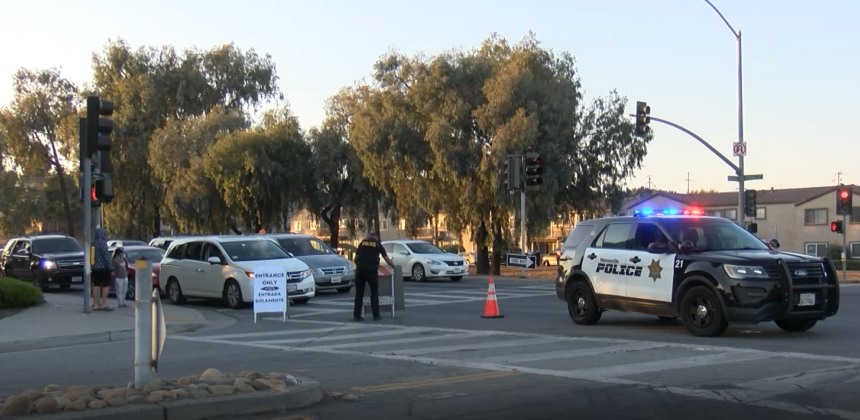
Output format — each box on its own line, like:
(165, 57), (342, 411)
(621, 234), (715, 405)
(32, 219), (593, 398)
(0, 277), (43, 309)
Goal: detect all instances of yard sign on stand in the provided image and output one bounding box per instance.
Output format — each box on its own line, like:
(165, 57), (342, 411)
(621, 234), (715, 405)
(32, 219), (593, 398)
(252, 265), (288, 323)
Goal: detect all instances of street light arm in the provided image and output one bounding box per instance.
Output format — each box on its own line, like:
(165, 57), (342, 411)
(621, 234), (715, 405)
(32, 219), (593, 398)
(628, 114), (740, 174)
(703, 0), (739, 38)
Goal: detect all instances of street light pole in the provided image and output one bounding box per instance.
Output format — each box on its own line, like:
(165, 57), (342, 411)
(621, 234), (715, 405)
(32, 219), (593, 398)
(704, 0), (745, 227)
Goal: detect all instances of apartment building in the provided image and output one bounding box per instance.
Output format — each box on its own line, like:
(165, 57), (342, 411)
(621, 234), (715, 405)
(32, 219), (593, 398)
(624, 185), (860, 258)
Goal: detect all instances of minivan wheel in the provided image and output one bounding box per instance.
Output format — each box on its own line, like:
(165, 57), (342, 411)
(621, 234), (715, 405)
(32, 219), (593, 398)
(167, 278), (186, 304)
(223, 280), (245, 309)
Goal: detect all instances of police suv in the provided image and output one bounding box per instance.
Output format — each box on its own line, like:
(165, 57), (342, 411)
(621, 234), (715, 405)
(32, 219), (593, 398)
(555, 211), (840, 337)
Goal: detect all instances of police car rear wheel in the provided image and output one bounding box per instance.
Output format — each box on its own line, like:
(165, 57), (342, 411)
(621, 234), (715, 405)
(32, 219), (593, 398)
(567, 282), (601, 325)
(680, 286), (728, 337)
(774, 319), (817, 332)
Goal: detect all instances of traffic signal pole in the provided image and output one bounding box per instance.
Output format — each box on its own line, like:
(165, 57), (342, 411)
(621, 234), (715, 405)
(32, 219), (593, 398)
(520, 154), (526, 279)
(843, 212), (847, 282)
(80, 118), (92, 315)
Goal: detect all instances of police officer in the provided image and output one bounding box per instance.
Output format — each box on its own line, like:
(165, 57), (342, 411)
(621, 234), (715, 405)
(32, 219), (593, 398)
(353, 235), (395, 321)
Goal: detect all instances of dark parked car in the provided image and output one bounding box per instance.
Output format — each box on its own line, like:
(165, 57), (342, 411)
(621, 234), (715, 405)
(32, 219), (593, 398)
(1, 234), (85, 291)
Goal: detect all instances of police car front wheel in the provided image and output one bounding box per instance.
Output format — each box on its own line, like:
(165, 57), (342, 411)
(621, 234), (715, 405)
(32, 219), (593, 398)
(679, 285), (728, 337)
(567, 281), (601, 325)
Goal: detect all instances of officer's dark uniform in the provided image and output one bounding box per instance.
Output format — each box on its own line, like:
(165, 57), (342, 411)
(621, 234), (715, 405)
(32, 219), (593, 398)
(353, 236), (389, 321)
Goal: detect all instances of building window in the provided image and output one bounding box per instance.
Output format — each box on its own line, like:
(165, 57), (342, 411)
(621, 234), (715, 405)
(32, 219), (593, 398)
(724, 209), (737, 221)
(756, 207), (766, 220)
(339, 219), (348, 229)
(852, 207), (860, 223)
(309, 220), (318, 230)
(293, 221), (302, 231)
(805, 242), (827, 257)
(380, 220), (389, 231)
(399, 219), (406, 230)
(804, 208), (827, 225)
(851, 243), (860, 259)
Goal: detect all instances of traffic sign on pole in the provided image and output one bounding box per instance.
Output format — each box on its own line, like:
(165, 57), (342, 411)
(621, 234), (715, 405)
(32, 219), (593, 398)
(732, 142), (747, 157)
(728, 174), (763, 182)
(506, 253), (536, 269)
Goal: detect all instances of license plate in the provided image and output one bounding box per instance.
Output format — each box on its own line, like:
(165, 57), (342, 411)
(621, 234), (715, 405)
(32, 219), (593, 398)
(799, 293), (815, 306)
(331, 276), (342, 284)
(454, 268), (462, 273)
(288, 284), (297, 293)
(72, 276), (82, 282)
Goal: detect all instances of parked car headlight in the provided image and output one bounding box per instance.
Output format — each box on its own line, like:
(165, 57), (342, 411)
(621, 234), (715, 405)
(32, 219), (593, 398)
(297, 269), (311, 279)
(41, 260), (56, 270)
(425, 259), (443, 266)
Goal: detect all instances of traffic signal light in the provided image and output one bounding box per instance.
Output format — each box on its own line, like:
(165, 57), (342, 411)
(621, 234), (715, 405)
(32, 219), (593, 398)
(85, 96), (114, 156)
(831, 220), (843, 234)
(503, 157), (511, 191)
(501, 155), (521, 191)
(94, 177), (114, 204)
(744, 189), (757, 218)
(524, 152), (542, 189)
(836, 186), (852, 216)
(635, 101), (651, 137)
(90, 184), (100, 207)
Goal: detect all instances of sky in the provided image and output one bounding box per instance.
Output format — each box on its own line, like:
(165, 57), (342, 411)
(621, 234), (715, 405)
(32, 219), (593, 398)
(1, 0), (857, 194)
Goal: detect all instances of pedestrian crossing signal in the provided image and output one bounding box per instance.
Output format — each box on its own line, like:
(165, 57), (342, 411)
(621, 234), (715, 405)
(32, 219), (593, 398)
(831, 220), (843, 234)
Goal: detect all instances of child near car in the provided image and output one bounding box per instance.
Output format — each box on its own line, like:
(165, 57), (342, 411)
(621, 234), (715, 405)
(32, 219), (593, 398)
(113, 248), (130, 308)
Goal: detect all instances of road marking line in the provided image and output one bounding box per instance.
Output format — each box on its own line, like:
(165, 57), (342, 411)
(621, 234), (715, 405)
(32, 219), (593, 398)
(351, 371), (518, 393)
(471, 342), (665, 364)
(389, 337), (565, 356)
(305, 332), (494, 350)
(567, 351), (773, 380)
(200, 325), (369, 340)
(253, 328), (415, 345)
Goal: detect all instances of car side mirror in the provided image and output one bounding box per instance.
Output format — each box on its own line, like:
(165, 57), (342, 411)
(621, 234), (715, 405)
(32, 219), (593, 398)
(16, 249), (28, 255)
(647, 242), (671, 254)
(207, 256), (222, 265)
(769, 239), (780, 249)
(679, 240), (695, 253)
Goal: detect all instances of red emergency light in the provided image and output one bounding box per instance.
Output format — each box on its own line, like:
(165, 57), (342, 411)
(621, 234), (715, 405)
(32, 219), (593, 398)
(682, 208), (703, 216)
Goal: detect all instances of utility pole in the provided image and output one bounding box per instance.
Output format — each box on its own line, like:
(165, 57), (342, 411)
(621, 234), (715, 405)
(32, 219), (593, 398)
(646, 175), (653, 189)
(835, 171), (843, 185)
(686, 172), (693, 194)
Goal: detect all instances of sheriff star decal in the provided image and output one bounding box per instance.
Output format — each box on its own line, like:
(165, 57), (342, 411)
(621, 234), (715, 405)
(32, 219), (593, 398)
(647, 259), (663, 282)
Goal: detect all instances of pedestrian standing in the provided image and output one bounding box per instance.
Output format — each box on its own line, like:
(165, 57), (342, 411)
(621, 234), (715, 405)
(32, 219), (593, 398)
(352, 235), (395, 321)
(91, 227), (113, 311)
(112, 248), (130, 308)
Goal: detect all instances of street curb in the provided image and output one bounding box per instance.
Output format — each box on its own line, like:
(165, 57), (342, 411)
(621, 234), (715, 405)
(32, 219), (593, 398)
(0, 323), (205, 354)
(0, 378), (323, 420)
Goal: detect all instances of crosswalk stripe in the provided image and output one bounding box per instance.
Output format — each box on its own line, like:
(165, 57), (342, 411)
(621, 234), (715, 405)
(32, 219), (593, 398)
(306, 332), (495, 350)
(567, 351), (773, 380)
(390, 337), (564, 356)
(471, 342), (664, 364)
(251, 328), (413, 345)
(201, 325), (369, 340)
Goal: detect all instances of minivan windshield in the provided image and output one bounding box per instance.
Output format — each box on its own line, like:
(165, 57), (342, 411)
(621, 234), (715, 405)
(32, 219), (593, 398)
(220, 240), (291, 262)
(276, 237), (334, 256)
(661, 218), (769, 252)
(32, 238), (83, 254)
(405, 242), (445, 254)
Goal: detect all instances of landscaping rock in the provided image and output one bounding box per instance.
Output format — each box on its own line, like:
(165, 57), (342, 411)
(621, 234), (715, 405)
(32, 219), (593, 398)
(245, 371), (264, 381)
(199, 368), (223, 383)
(190, 389), (210, 399)
(234, 382), (255, 393)
(208, 385), (234, 396)
(127, 395), (148, 405)
(214, 378), (234, 386)
(173, 388), (189, 399)
(146, 391), (165, 403)
(251, 380), (271, 391)
(54, 396), (68, 410)
(43, 384), (61, 393)
(0, 395), (30, 416)
(64, 399), (87, 411)
(22, 389), (43, 401)
(107, 397), (128, 407)
(143, 381), (162, 394)
(176, 376), (197, 386)
(87, 399), (106, 409)
(33, 396), (60, 414)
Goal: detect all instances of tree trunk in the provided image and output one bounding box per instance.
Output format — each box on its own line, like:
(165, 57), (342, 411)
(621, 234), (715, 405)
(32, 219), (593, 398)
(321, 203), (342, 249)
(48, 141), (75, 237)
(475, 221), (490, 275)
(372, 191), (381, 237)
(491, 218), (503, 276)
(433, 212), (439, 246)
(153, 202), (162, 239)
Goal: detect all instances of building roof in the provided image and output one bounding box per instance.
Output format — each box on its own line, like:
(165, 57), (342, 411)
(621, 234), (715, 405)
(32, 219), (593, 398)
(626, 184), (860, 210)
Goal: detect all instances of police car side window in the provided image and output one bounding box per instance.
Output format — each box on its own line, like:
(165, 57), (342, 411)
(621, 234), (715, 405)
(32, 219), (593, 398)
(632, 223), (668, 250)
(594, 223), (633, 249)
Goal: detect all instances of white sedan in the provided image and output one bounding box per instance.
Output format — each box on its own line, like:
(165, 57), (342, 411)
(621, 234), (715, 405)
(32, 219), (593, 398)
(381, 240), (469, 282)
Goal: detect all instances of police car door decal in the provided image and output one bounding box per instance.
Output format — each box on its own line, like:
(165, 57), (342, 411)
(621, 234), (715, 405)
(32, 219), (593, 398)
(625, 222), (676, 303)
(580, 246), (629, 298)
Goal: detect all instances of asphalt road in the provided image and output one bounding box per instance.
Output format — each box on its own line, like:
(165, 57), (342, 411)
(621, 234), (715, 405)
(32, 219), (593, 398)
(1, 276), (858, 420)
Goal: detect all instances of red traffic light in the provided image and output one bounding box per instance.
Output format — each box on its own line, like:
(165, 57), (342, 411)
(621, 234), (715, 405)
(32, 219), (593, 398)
(831, 221), (838, 232)
(840, 190), (849, 199)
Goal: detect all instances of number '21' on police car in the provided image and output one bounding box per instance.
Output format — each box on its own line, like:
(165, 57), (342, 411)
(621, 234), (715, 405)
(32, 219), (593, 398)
(555, 210), (840, 337)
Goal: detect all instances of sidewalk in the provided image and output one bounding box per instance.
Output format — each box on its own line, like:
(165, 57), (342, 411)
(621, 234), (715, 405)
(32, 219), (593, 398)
(0, 291), (222, 354)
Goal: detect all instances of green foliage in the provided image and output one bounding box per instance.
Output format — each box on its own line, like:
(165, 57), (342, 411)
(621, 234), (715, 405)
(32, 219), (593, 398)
(0, 277), (43, 309)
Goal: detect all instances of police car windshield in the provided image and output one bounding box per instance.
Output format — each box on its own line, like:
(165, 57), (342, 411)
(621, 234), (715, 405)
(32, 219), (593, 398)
(405, 242), (445, 254)
(661, 218), (769, 252)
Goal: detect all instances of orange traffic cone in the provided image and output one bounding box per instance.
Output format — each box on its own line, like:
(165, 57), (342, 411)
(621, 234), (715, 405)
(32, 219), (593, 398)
(481, 277), (504, 319)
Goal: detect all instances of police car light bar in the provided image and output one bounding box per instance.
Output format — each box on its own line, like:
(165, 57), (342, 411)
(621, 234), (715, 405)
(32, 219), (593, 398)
(633, 208), (703, 217)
